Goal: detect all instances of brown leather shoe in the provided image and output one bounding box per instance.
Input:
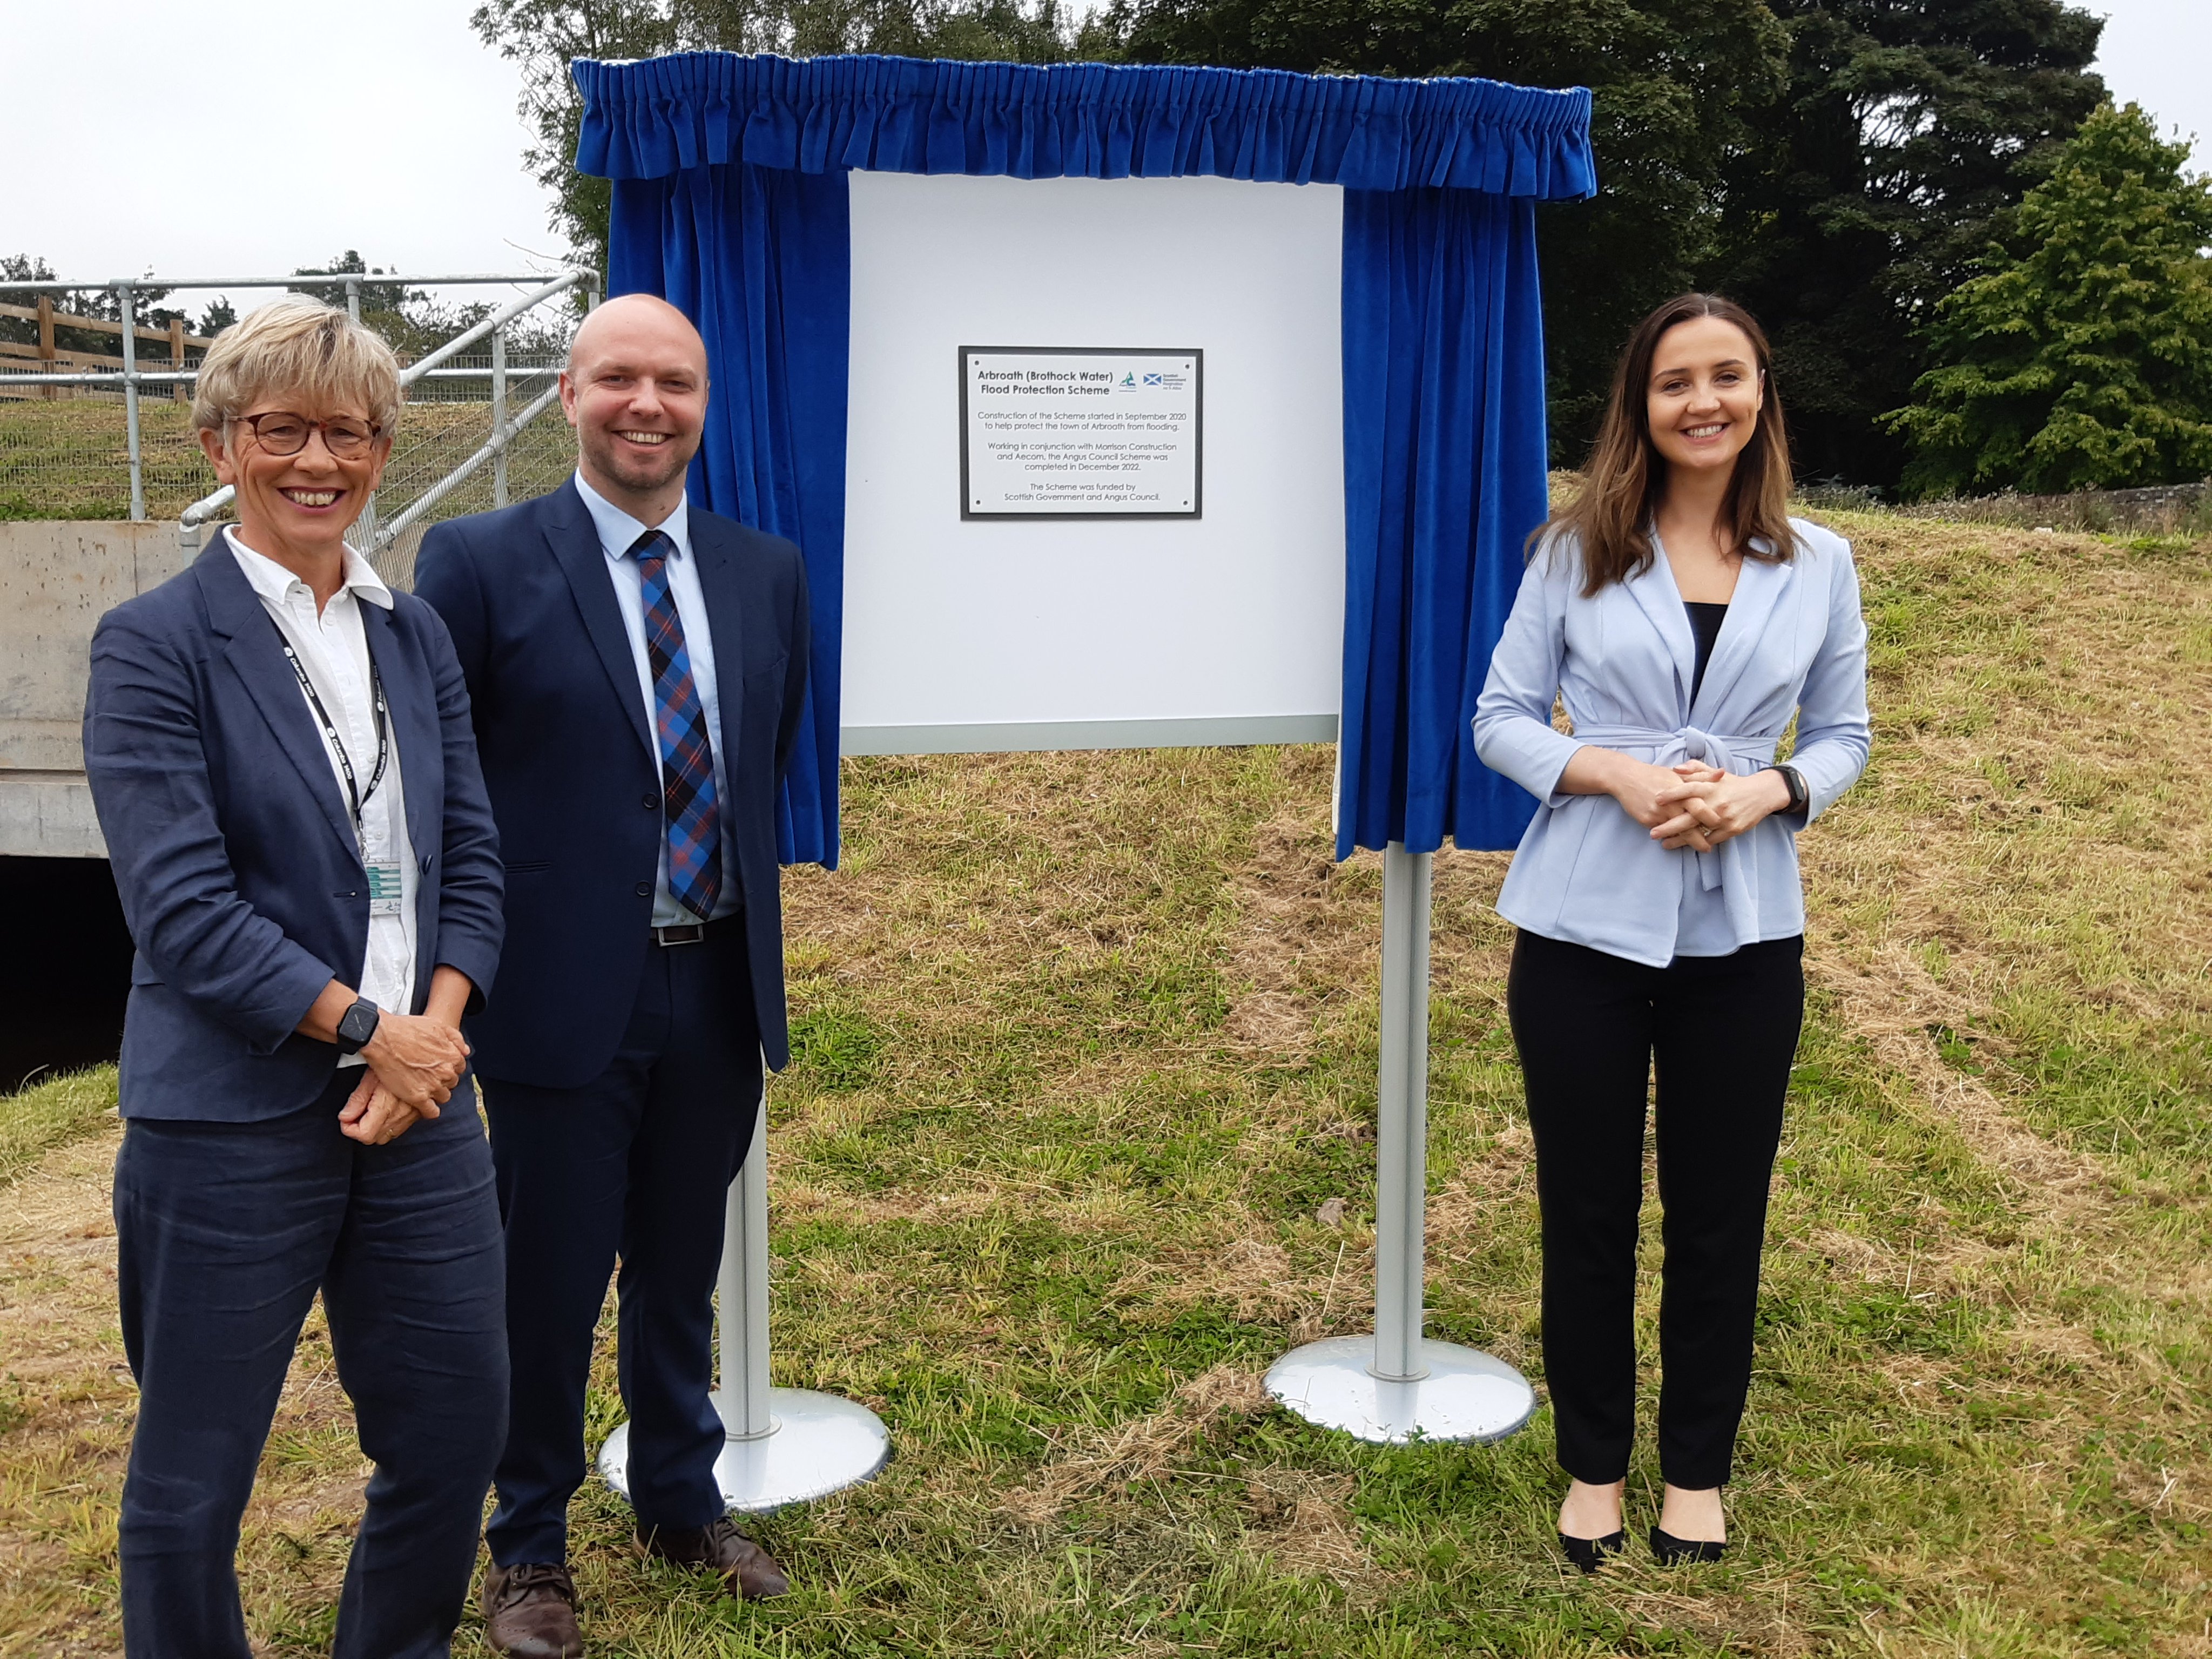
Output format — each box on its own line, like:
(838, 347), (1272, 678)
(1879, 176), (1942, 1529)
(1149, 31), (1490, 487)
(636, 1515), (791, 1600)
(481, 1560), (582, 1658)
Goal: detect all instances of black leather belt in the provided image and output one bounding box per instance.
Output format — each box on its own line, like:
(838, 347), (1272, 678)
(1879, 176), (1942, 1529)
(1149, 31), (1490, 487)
(652, 915), (741, 947)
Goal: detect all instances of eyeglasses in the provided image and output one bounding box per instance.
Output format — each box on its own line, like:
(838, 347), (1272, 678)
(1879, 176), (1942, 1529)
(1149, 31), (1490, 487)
(230, 412), (382, 458)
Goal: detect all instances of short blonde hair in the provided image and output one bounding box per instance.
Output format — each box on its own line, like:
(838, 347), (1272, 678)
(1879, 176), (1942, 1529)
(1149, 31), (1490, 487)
(191, 299), (403, 437)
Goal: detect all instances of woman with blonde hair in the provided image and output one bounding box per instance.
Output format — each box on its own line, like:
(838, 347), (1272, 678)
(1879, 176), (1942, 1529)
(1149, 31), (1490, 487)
(1474, 294), (1870, 1568)
(85, 300), (507, 1656)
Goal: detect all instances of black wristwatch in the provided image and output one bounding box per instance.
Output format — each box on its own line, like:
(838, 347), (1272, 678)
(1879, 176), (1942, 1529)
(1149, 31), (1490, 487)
(1766, 764), (1810, 815)
(334, 997), (382, 1055)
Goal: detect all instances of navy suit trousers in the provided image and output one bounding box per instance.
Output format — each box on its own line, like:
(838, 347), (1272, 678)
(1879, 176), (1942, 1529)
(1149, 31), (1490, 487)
(112, 1073), (507, 1659)
(481, 921), (763, 1565)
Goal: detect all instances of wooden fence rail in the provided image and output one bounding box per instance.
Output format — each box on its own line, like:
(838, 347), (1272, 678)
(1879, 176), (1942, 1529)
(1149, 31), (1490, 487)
(0, 300), (214, 402)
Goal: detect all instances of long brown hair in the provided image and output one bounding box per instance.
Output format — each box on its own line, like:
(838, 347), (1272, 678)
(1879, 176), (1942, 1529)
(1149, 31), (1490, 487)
(1542, 294), (1795, 596)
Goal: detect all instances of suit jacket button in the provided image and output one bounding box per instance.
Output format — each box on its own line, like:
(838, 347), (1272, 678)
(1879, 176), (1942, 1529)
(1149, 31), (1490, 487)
(642, 792), (659, 810)
(635, 881), (652, 898)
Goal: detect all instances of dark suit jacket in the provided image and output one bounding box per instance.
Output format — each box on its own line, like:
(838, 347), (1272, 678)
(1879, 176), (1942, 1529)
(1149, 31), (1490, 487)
(413, 481), (810, 1087)
(83, 539), (505, 1121)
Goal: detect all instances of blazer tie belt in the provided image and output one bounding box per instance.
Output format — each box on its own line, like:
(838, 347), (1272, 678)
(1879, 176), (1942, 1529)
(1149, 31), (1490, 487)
(1571, 723), (1779, 892)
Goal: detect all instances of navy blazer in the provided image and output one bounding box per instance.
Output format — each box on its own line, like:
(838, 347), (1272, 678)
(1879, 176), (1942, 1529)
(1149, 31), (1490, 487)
(83, 541), (505, 1121)
(413, 481), (810, 1088)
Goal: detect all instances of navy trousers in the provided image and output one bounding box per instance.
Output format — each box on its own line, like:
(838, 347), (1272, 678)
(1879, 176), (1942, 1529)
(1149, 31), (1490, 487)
(112, 1072), (508, 1659)
(481, 921), (763, 1566)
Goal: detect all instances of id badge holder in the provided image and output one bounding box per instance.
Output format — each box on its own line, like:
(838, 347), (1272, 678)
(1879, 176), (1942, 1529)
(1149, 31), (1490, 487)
(365, 860), (406, 916)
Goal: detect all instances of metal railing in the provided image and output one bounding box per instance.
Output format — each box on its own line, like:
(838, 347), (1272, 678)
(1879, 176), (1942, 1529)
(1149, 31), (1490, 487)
(0, 270), (596, 544)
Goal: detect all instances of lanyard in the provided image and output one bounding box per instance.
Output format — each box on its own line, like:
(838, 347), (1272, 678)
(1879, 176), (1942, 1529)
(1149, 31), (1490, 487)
(278, 631), (389, 848)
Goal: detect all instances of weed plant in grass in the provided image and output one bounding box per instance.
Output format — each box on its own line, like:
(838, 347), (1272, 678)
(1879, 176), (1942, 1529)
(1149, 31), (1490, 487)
(0, 512), (2206, 1655)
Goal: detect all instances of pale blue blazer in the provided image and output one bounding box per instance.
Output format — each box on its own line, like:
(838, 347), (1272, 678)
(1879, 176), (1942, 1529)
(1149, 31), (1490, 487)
(1473, 517), (1870, 966)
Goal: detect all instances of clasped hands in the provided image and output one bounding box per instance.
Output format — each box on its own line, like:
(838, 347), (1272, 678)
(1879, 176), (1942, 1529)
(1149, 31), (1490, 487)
(1563, 746), (1792, 852)
(341, 1013), (469, 1145)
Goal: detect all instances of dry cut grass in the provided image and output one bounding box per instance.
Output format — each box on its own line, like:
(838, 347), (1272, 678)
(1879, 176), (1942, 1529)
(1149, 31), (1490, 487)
(0, 509), (2206, 1656)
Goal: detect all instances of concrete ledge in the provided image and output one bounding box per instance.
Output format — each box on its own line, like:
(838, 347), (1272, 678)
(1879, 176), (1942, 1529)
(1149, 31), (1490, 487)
(840, 713), (1339, 756)
(0, 772), (105, 859)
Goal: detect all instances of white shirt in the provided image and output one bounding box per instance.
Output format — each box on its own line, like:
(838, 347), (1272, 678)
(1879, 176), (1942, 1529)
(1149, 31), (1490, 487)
(572, 471), (739, 926)
(227, 529), (419, 1060)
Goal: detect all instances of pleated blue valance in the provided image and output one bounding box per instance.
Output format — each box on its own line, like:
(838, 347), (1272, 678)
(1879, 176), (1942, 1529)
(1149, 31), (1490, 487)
(575, 54), (1595, 200)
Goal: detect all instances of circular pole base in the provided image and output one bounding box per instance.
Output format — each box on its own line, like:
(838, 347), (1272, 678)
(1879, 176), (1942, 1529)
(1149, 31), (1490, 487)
(1266, 1336), (1535, 1444)
(598, 1388), (891, 1513)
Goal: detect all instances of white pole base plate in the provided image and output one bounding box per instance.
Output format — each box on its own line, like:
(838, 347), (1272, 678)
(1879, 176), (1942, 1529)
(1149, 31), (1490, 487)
(1265, 1336), (1536, 1444)
(597, 1388), (891, 1514)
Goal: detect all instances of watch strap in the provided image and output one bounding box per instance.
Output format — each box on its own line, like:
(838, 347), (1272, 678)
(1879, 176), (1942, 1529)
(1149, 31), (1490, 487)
(1769, 764), (1809, 814)
(334, 997), (381, 1055)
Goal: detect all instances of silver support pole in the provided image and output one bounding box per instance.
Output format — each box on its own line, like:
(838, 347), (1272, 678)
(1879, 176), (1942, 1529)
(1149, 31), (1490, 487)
(344, 276), (361, 323)
(491, 328), (509, 510)
(599, 1060), (889, 1512)
(1264, 842), (1535, 1444)
(118, 282), (145, 521)
(1371, 844), (1433, 1381)
(719, 1108), (776, 1439)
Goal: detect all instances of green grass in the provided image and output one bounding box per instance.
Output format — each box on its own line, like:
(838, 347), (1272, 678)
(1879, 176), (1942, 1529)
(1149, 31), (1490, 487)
(0, 1067), (117, 1189)
(0, 512), (2207, 1655)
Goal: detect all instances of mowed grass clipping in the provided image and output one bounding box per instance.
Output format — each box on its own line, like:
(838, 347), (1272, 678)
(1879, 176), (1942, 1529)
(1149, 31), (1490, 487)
(0, 511), (2207, 1655)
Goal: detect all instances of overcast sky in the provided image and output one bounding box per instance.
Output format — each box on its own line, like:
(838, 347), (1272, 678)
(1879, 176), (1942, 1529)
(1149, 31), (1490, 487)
(3, 0), (2207, 314)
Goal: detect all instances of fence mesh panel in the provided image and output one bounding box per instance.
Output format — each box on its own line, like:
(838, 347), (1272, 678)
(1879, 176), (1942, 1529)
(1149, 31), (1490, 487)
(0, 285), (586, 591)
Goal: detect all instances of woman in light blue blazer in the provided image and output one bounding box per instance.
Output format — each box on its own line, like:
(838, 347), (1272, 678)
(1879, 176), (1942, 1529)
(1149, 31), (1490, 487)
(1474, 294), (1869, 1569)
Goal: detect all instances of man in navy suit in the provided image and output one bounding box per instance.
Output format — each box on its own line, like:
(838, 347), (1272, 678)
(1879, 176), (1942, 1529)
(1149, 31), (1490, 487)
(415, 293), (808, 1656)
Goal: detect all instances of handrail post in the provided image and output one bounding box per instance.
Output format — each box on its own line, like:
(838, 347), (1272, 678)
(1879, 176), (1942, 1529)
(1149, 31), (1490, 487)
(118, 281), (145, 521)
(345, 276), (361, 323)
(36, 296), (56, 400)
(491, 326), (509, 510)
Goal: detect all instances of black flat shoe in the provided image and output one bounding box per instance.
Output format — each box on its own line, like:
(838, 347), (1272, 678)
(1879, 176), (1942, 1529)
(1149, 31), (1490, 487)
(1558, 1530), (1626, 1573)
(1649, 1525), (1727, 1564)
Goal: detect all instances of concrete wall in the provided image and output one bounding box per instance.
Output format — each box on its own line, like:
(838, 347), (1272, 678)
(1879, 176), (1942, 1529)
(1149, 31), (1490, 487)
(1, 520), (192, 857)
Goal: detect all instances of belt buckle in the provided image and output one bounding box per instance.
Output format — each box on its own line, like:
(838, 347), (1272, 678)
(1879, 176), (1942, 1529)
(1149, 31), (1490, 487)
(654, 922), (707, 947)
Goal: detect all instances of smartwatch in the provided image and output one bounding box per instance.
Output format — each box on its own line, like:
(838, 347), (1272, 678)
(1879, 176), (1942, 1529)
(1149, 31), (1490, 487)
(1766, 764), (1809, 815)
(335, 997), (382, 1055)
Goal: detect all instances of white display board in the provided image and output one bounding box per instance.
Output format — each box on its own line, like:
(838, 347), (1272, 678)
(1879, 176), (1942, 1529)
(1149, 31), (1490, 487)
(842, 171), (1346, 755)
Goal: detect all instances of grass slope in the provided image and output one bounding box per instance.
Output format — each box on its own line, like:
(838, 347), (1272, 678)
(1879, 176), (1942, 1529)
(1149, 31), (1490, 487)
(0, 511), (2206, 1655)
(0, 1070), (117, 1191)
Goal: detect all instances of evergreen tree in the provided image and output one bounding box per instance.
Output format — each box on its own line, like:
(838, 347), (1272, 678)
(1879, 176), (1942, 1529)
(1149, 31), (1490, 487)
(1706, 0), (2107, 487)
(1886, 103), (2212, 497)
(1102, 0), (1789, 460)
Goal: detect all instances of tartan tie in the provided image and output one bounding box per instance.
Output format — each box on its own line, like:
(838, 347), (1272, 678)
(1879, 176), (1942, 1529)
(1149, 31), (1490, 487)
(629, 529), (721, 920)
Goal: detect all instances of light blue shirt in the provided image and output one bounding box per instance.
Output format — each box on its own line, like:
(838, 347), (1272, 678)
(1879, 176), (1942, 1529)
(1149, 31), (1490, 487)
(573, 470), (740, 927)
(1473, 517), (1871, 966)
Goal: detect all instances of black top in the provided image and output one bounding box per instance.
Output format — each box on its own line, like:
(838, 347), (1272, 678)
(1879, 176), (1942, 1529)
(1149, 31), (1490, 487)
(1685, 601), (1728, 703)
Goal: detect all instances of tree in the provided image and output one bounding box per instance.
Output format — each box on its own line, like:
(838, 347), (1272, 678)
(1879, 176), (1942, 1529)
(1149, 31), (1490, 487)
(195, 297), (239, 337)
(1884, 103), (2212, 497)
(1100, 0), (1789, 460)
(1704, 0), (2107, 487)
(470, 0), (1084, 278)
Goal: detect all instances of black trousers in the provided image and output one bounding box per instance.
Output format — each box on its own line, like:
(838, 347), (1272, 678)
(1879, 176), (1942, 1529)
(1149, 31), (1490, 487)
(1506, 928), (1804, 1490)
(112, 1073), (508, 1659)
(481, 920), (763, 1566)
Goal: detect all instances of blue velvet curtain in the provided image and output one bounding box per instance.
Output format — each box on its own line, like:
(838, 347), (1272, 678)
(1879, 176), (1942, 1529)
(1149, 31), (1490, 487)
(608, 163), (851, 868)
(1336, 188), (1552, 858)
(577, 53), (1592, 868)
